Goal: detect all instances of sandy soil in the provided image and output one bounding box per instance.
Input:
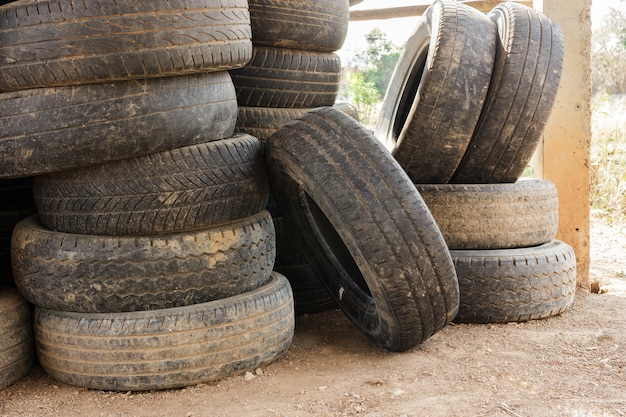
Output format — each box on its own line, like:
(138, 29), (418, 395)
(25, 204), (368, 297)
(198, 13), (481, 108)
(1, 218), (625, 417)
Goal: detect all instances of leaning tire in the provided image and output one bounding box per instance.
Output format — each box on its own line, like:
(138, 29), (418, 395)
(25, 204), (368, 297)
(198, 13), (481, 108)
(34, 134), (268, 235)
(34, 273), (294, 391)
(230, 47), (341, 108)
(265, 107), (459, 352)
(12, 212), (276, 313)
(248, 0), (349, 52)
(0, 0), (252, 91)
(451, 3), (564, 183)
(0, 72), (237, 179)
(0, 287), (35, 390)
(452, 240), (577, 323)
(416, 179), (559, 250)
(375, 0), (496, 183)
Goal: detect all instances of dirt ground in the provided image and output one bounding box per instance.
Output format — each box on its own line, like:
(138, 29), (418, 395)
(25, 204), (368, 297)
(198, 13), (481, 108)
(1, 217), (625, 417)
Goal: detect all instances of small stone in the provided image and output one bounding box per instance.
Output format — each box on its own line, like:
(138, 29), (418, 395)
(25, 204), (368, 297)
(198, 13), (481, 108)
(255, 368), (264, 376)
(318, 386), (328, 391)
(244, 371), (255, 381)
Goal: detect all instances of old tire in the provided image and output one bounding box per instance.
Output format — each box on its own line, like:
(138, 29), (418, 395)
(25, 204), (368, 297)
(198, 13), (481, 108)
(0, 287), (35, 390)
(375, 0), (496, 183)
(34, 273), (294, 391)
(235, 102), (359, 141)
(265, 107), (459, 352)
(12, 211), (276, 313)
(0, 0), (252, 91)
(0, 72), (237, 179)
(34, 134), (268, 236)
(452, 240), (577, 323)
(230, 47), (341, 108)
(416, 179), (559, 250)
(248, 0), (349, 52)
(451, 3), (564, 183)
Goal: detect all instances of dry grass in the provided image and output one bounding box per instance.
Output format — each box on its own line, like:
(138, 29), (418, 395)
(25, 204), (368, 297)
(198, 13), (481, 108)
(590, 93), (626, 223)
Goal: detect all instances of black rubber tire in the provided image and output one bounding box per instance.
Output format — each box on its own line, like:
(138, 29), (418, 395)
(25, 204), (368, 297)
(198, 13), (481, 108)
(416, 179), (559, 250)
(235, 102), (359, 141)
(0, 178), (36, 286)
(451, 240), (577, 323)
(0, 0), (252, 91)
(0, 72), (237, 179)
(230, 47), (341, 108)
(0, 286), (35, 390)
(451, 3), (565, 183)
(34, 273), (294, 391)
(33, 134), (268, 236)
(248, 0), (349, 52)
(265, 107), (459, 352)
(374, 0), (496, 183)
(12, 211), (276, 313)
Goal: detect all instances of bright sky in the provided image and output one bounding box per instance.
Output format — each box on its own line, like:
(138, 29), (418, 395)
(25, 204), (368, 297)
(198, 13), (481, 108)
(338, 0), (622, 62)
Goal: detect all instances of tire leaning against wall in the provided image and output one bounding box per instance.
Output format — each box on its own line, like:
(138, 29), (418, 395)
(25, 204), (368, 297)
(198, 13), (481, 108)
(0, 0), (252, 91)
(34, 134), (268, 236)
(0, 71), (237, 179)
(34, 273), (294, 392)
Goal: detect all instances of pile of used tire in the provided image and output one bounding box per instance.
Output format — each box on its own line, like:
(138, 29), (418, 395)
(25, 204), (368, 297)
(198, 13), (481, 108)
(0, 0), (576, 393)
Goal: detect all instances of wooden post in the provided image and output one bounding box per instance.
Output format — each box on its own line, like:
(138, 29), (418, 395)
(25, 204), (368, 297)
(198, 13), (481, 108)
(532, 0), (592, 287)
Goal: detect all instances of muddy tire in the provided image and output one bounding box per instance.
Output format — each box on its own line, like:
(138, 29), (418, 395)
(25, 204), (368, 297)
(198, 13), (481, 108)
(265, 107), (459, 352)
(416, 180), (559, 250)
(34, 134), (268, 235)
(248, 0), (349, 52)
(12, 212), (275, 313)
(0, 287), (35, 390)
(452, 240), (577, 323)
(34, 273), (294, 391)
(0, 0), (252, 91)
(0, 72), (237, 179)
(375, 0), (496, 183)
(451, 3), (564, 183)
(230, 47), (341, 108)
(235, 102), (359, 141)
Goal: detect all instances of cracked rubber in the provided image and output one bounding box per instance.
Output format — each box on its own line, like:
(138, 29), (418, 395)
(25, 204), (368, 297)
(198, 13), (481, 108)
(34, 134), (268, 235)
(0, 0), (252, 91)
(34, 273), (294, 391)
(451, 2), (564, 183)
(416, 179), (559, 249)
(375, 0), (496, 183)
(0, 286), (35, 390)
(265, 107), (459, 352)
(0, 72), (237, 179)
(451, 240), (577, 323)
(230, 47), (341, 108)
(12, 211), (276, 313)
(248, 0), (349, 52)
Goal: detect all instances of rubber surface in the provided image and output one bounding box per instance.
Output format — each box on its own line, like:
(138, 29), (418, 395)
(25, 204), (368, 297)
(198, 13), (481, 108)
(230, 47), (341, 108)
(0, 286), (35, 390)
(34, 273), (294, 391)
(375, 0), (496, 183)
(451, 2), (564, 183)
(416, 179), (559, 249)
(12, 212), (276, 313)
(451, 240), (576, 323)
(0, 0), (252, 90)
(34, 134), (268, 235)
(266, 107), (459, 352)
(0, 72), (237, 179)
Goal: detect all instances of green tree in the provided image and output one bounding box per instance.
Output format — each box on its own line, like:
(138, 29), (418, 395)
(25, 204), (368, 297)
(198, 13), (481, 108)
(350, 28), (402, 97)
(340, 70), (380, 126)
(592, 6), (626, 94)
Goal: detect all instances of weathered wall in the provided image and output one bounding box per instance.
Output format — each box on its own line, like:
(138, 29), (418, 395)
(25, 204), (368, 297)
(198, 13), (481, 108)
(532, 0), (592, 287)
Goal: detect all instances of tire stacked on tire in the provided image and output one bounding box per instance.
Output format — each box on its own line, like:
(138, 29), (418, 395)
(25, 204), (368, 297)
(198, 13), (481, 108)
(375, 0), (575, 323)
(2, 0), (294, 391)
(231, 0), (352, 315)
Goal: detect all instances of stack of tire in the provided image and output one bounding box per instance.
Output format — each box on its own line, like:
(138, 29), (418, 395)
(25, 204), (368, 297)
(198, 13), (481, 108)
(230, 0), (352, 315)
(375, 0), (577, 324)
(1, 0), (294, 391)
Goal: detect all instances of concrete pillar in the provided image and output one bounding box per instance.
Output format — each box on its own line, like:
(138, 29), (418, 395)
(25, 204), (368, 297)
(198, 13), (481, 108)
(532, 0), (592, 287)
